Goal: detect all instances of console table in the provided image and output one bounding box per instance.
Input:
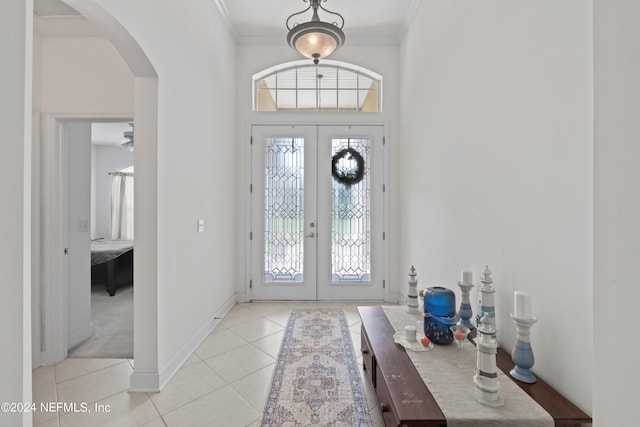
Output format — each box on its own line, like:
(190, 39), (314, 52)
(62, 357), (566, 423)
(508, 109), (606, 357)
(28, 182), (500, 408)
(358, 306), (592, 426)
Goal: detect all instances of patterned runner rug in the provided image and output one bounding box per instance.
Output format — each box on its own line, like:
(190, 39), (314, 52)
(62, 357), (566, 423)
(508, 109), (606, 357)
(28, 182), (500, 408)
(261, 308), (371, 426)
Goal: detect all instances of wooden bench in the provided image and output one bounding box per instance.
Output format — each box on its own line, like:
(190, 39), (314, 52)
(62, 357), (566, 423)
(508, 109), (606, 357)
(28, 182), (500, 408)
(358, 306), (592, 426)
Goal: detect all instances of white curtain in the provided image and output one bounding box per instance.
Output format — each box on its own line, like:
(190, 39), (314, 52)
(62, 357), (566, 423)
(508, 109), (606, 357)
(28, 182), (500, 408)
(111, 166), (134, 240)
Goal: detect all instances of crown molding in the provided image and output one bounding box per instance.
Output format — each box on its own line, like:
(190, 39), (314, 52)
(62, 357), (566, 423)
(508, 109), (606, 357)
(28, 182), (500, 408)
(396, 0), (422, 43)
(213, 0), (240, 42)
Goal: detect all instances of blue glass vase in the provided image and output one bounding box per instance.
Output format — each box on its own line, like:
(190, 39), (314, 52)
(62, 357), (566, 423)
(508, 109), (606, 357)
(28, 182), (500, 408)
(423, 286), (457, 345)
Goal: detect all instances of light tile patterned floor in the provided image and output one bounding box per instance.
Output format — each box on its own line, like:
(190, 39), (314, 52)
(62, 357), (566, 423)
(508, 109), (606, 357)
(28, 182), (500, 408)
(32, 302), (384, 427)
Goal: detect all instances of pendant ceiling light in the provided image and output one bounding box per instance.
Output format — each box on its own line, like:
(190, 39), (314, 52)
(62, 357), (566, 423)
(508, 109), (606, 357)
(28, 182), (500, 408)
(286, 0), (345, 64)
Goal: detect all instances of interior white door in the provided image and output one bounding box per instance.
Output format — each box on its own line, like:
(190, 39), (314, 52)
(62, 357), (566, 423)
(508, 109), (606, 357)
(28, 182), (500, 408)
(63, 121), (93, 350)
(250, 125), (385, 300)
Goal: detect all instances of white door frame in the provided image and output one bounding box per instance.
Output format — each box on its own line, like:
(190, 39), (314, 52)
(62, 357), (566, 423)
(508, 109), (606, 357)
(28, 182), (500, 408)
(38, 114), (132, 366)
(247, 122), (390, 302)
(39, 113), (67, 365)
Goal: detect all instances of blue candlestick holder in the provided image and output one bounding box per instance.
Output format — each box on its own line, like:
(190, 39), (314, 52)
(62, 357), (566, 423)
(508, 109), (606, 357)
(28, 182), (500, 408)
(510, 315), (537, 384)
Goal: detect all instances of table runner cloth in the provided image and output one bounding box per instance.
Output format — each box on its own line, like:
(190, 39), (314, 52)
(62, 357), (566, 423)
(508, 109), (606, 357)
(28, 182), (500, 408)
(382, 305), (554, 427)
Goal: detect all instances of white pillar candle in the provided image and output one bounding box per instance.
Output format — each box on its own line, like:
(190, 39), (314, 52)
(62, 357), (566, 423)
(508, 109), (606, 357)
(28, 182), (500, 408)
(461, 270), (473, 285)
(404, 325), (417, 342)
(513, 291), (533, 319)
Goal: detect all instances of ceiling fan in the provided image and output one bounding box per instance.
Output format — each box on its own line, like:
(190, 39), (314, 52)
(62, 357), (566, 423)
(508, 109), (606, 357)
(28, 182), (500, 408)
(121, 123), (134, 152)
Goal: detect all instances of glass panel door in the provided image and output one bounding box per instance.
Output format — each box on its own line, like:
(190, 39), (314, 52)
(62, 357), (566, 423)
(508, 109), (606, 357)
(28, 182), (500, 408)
(251, 126), (317, 300)
(330, 137), (371, 283)
(251, 125), (384, 300)
(263, 137), (305, 283)
(317, 126), (384, 300)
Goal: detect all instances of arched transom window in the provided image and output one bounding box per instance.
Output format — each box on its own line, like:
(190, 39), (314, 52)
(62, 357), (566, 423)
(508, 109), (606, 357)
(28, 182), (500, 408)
(253, 60), (382, 112)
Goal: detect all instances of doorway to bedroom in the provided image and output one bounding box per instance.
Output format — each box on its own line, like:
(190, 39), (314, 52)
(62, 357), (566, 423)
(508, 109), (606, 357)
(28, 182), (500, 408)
(64, 120), (135, 359)
(250, 124), (387, 301)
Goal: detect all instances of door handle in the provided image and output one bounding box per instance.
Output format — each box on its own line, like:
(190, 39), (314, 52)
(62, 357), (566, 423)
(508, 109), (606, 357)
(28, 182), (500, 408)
(306, 232), (316, 238)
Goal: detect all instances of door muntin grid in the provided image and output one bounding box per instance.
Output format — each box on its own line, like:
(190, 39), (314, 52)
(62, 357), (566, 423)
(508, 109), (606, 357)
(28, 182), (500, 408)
(331, 138), (371, 284)
(263, 137), (305, 282)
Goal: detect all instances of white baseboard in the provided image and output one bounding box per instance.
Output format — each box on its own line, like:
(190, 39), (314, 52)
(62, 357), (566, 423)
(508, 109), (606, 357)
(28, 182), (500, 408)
(386, 291), (402, 304)
(130, 293), (237, 392)
(235, 291), (249, 302)
(129, 371), (160, 392)
(67, 322), (94, 350)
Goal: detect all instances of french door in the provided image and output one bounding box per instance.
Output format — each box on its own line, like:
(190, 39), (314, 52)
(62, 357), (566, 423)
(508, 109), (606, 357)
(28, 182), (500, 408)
(250, 125), (385, 300)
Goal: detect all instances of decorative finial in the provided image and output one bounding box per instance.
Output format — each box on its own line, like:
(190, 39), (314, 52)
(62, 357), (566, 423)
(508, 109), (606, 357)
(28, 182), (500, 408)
(481, 265), (493, 283)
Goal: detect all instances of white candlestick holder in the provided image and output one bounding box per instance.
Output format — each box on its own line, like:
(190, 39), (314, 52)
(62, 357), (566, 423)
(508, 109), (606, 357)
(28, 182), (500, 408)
(509, 315), (537, 384)
(407, 266), (420, 314)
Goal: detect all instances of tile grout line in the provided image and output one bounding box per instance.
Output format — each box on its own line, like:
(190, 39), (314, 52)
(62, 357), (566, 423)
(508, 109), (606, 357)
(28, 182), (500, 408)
(35, 302), (385, 427)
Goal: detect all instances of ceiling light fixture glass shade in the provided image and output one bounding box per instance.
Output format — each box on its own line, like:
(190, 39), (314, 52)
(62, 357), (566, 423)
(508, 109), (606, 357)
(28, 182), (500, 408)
(286, 0), (345, 64)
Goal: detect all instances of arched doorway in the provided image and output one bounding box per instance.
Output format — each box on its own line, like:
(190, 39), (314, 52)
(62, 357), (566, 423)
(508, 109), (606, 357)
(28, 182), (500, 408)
(36, 0), (160, 391)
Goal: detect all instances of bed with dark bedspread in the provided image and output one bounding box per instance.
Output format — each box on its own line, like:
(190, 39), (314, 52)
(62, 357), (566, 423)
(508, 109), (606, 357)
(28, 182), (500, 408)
(91, 239), (133, 296)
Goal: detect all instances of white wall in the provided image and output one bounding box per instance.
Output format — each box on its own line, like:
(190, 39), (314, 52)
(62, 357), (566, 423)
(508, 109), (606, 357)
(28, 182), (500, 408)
(92, 144), (134, 239)
(0, 1), (33, 425)
(34, 0), (238, 388)
(594, 1), (640, 424)
(399, 0), (592, 415)
(235, 44), (401, 301)
(90, 0), (238, 380)
(39, 36), (133, 114)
